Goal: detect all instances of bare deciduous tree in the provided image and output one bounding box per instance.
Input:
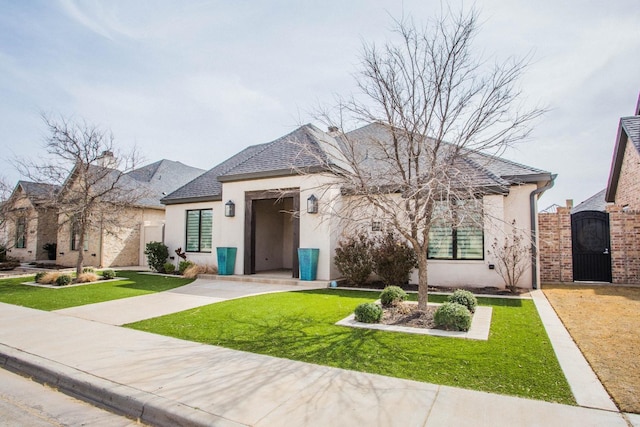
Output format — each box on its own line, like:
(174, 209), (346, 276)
(488, 220), (531, 293)
(15, 115), (144, 276)
(305, 10), (543, 310)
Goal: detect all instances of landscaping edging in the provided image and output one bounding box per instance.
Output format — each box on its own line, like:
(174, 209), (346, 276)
(336, 303), (493, 340)
(22, 278), (128, 289)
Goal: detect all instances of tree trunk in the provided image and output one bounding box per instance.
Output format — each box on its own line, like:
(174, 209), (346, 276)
(417, 252), (429, 311)
(75, 227), (85, 277)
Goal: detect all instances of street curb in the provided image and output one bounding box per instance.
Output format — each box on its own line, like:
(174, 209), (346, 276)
(0, 344), (244, 427)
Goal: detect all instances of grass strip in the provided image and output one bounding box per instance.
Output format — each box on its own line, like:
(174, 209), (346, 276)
(0, 271), (193, 311)
(127, 289), (574, 404)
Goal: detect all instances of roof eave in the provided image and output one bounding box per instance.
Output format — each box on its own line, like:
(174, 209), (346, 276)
(217, 166), (327, 183)
(605, 121), (627, 203)
(161, 195), (223, 205)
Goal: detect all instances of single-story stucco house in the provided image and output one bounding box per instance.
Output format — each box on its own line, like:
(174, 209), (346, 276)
(161, 123), (554, 289)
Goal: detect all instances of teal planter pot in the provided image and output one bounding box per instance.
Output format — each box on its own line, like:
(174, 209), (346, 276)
(216, 247), (237, 275)
(298, 248), (319, 281)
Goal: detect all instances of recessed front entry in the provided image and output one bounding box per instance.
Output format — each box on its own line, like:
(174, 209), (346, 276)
(244, 190), (300, 277)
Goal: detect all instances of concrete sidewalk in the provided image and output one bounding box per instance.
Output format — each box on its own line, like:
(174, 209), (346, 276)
(0, 297), (631, 426)
(54, 278), (324, 325)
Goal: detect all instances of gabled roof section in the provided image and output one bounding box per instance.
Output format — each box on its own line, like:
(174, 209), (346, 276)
(162, 122), (552, 205)
(162, 125), (334, 204)
(571, 189), (608, 214)
(606, 115), (640, 203)
(7, 181), (60, 209)
(342, 122), (551, 192)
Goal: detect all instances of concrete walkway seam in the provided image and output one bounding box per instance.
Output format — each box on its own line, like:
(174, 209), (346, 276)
(0, 344), (243, 427)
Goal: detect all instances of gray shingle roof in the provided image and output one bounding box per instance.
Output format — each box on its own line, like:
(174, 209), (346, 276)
(162, 122), (552, 204)
(621, 116), (640, 150)
(571, 189), (608, 214)
(126, 160), (205, 207)
(17, 181), (60, 201)
(162, 125), (330, 204)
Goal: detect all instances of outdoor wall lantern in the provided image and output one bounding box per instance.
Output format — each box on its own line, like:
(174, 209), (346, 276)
(307, 194), (318, 214)
(225, 200), (235, 217)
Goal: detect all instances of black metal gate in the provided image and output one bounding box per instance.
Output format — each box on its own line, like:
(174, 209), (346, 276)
(571, 211), (612, 282)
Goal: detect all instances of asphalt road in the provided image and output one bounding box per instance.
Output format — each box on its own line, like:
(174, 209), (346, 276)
(0, 368), (141, 426)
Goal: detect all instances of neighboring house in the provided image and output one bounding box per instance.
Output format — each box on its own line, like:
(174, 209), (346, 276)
(540, 93), (640, 284)
(3, 181), (59, 262)
(605, 98), (640, 208)
(162, 123), (554, 289)
(56, 159), (204, 268)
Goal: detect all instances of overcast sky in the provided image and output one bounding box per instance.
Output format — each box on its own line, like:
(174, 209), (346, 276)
(1, 0), (639, 208)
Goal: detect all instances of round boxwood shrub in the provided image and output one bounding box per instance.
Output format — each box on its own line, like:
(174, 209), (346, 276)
(380, 286), (408, 307)
(448, 289), (477, 313)
(354, 302), (383, 323)
(163, 263), (176, 274)
(102, 269), (116, 280)
(34, 272), (46, 283)
(55, 274), (72, 286)
(434, 302), (472, 331)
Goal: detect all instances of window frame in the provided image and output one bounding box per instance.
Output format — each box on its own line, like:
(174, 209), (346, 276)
(185, 209), (213, 253)
(428, 199), (484, 261)
(15, 217), (26, 249)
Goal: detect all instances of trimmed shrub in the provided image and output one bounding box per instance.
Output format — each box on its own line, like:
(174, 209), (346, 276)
(163, 263), (176, 274)
(34, 272), (46, 283)
(82, 267), (95, 273)
(448, 289), (477, 313)
(183, 264), (218, 279)
(179, 260), (195, 275)
(380, 286), (408, 307)
(334, 233), (374, 285)
(102, 269), (116, 280)
(372, 232), (417, 287)
(39, 272), (61, 284)
(77, 272), (99, 283)
(434, 302), (472, 331)
(354, 302), (383, 323)
(55, 274), (72, 286)
(144, 241), (169, 272)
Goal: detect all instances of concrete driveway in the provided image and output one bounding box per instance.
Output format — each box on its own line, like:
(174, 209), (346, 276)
(54, 277), (324, 325)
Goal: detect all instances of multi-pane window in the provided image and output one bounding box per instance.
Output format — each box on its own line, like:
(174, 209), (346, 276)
(186, 209), (212, 252)
(70, 219), (88, 251)
(15, 217), (26, 249)
(428, 199), (483, 260)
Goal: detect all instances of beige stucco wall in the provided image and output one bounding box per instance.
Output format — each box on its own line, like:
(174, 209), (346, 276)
(164, 201), (220, 270)
(162, 174), (538, 287)
(424, 184), (536, 288)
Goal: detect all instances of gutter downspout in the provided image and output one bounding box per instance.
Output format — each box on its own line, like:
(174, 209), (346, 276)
(529, 174), (557, 289)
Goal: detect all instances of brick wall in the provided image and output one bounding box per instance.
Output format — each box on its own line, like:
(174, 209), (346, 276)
(539, 207), (573, 283)
(539, 205), (640, 285)
(608, 205), (640, 284)
(615, 140), (640, 210)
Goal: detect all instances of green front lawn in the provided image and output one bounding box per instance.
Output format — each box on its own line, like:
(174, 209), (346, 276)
(0, 271), (193, 311)
(127, 289), (574, 404)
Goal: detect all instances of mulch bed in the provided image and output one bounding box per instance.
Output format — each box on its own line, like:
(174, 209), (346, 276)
(380, 303), (438, 329)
